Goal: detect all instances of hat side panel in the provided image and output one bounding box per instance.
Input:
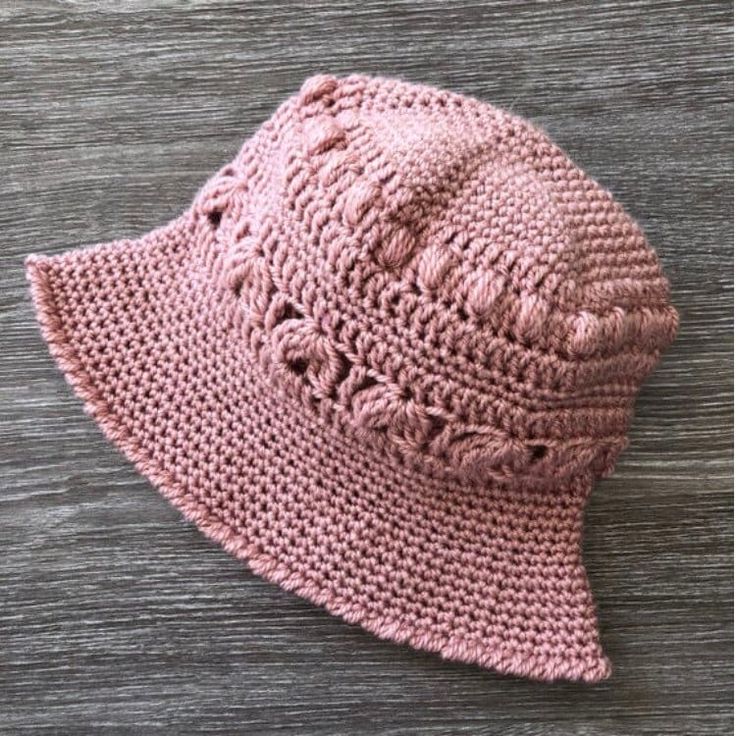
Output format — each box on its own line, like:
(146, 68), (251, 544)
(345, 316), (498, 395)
(209, 75), (677, 488)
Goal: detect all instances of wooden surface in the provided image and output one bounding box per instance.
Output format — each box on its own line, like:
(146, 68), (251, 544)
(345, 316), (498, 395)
(1, 2), (732, 734)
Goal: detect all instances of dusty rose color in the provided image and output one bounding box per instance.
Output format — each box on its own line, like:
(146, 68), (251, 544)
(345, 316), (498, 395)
(26, 74), (678, 683)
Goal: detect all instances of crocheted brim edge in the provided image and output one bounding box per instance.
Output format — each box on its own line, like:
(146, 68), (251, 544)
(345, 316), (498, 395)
(25, 250), (613, 686)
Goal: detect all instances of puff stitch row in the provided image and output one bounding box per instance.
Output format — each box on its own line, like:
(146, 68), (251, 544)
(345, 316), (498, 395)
(191, 74), (677, 486)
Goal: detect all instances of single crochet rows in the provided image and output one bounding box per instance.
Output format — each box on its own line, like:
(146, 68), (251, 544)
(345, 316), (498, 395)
(26, 74), (678, 683)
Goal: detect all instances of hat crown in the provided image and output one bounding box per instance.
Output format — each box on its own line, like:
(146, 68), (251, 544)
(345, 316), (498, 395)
(199, 75), (678, 486)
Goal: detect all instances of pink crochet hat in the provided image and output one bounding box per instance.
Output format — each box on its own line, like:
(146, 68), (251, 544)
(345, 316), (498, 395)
(26, 74), (678, 683)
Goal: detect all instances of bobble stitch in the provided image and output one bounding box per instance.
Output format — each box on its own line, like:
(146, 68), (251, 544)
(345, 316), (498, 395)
(344, 180), (381, 227)
(515, 295), (550, 343)
(604, 306), (627, 350)
(377, 225), (416, 270)
(417, 244), (454, 292)
(567, 311), (602, 358)
(465, 273), (505, 320)
(304, 115), (346, 156)
(299, 74), (338, 105)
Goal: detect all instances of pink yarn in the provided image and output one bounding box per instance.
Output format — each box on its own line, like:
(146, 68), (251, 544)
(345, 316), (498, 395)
(25, 74), (678, 683)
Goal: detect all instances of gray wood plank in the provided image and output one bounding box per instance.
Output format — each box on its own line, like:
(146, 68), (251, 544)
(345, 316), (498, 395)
(1, 1), (732, 734)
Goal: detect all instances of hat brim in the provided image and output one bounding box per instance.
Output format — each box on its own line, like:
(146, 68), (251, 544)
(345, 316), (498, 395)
(26, 210), (611, 683)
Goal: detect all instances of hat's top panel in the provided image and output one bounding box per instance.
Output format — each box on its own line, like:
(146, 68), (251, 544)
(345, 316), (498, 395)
(196, 75), (678, 487)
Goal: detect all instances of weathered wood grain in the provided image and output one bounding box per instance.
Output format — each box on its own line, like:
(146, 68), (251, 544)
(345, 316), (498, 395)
(0, 1), (732, 734)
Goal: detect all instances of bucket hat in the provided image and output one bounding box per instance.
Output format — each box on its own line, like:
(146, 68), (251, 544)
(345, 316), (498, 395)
(26, 74), (678, 683)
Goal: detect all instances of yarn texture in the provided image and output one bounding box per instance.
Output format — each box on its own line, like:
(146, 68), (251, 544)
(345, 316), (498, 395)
(26, 74), (678, 683)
